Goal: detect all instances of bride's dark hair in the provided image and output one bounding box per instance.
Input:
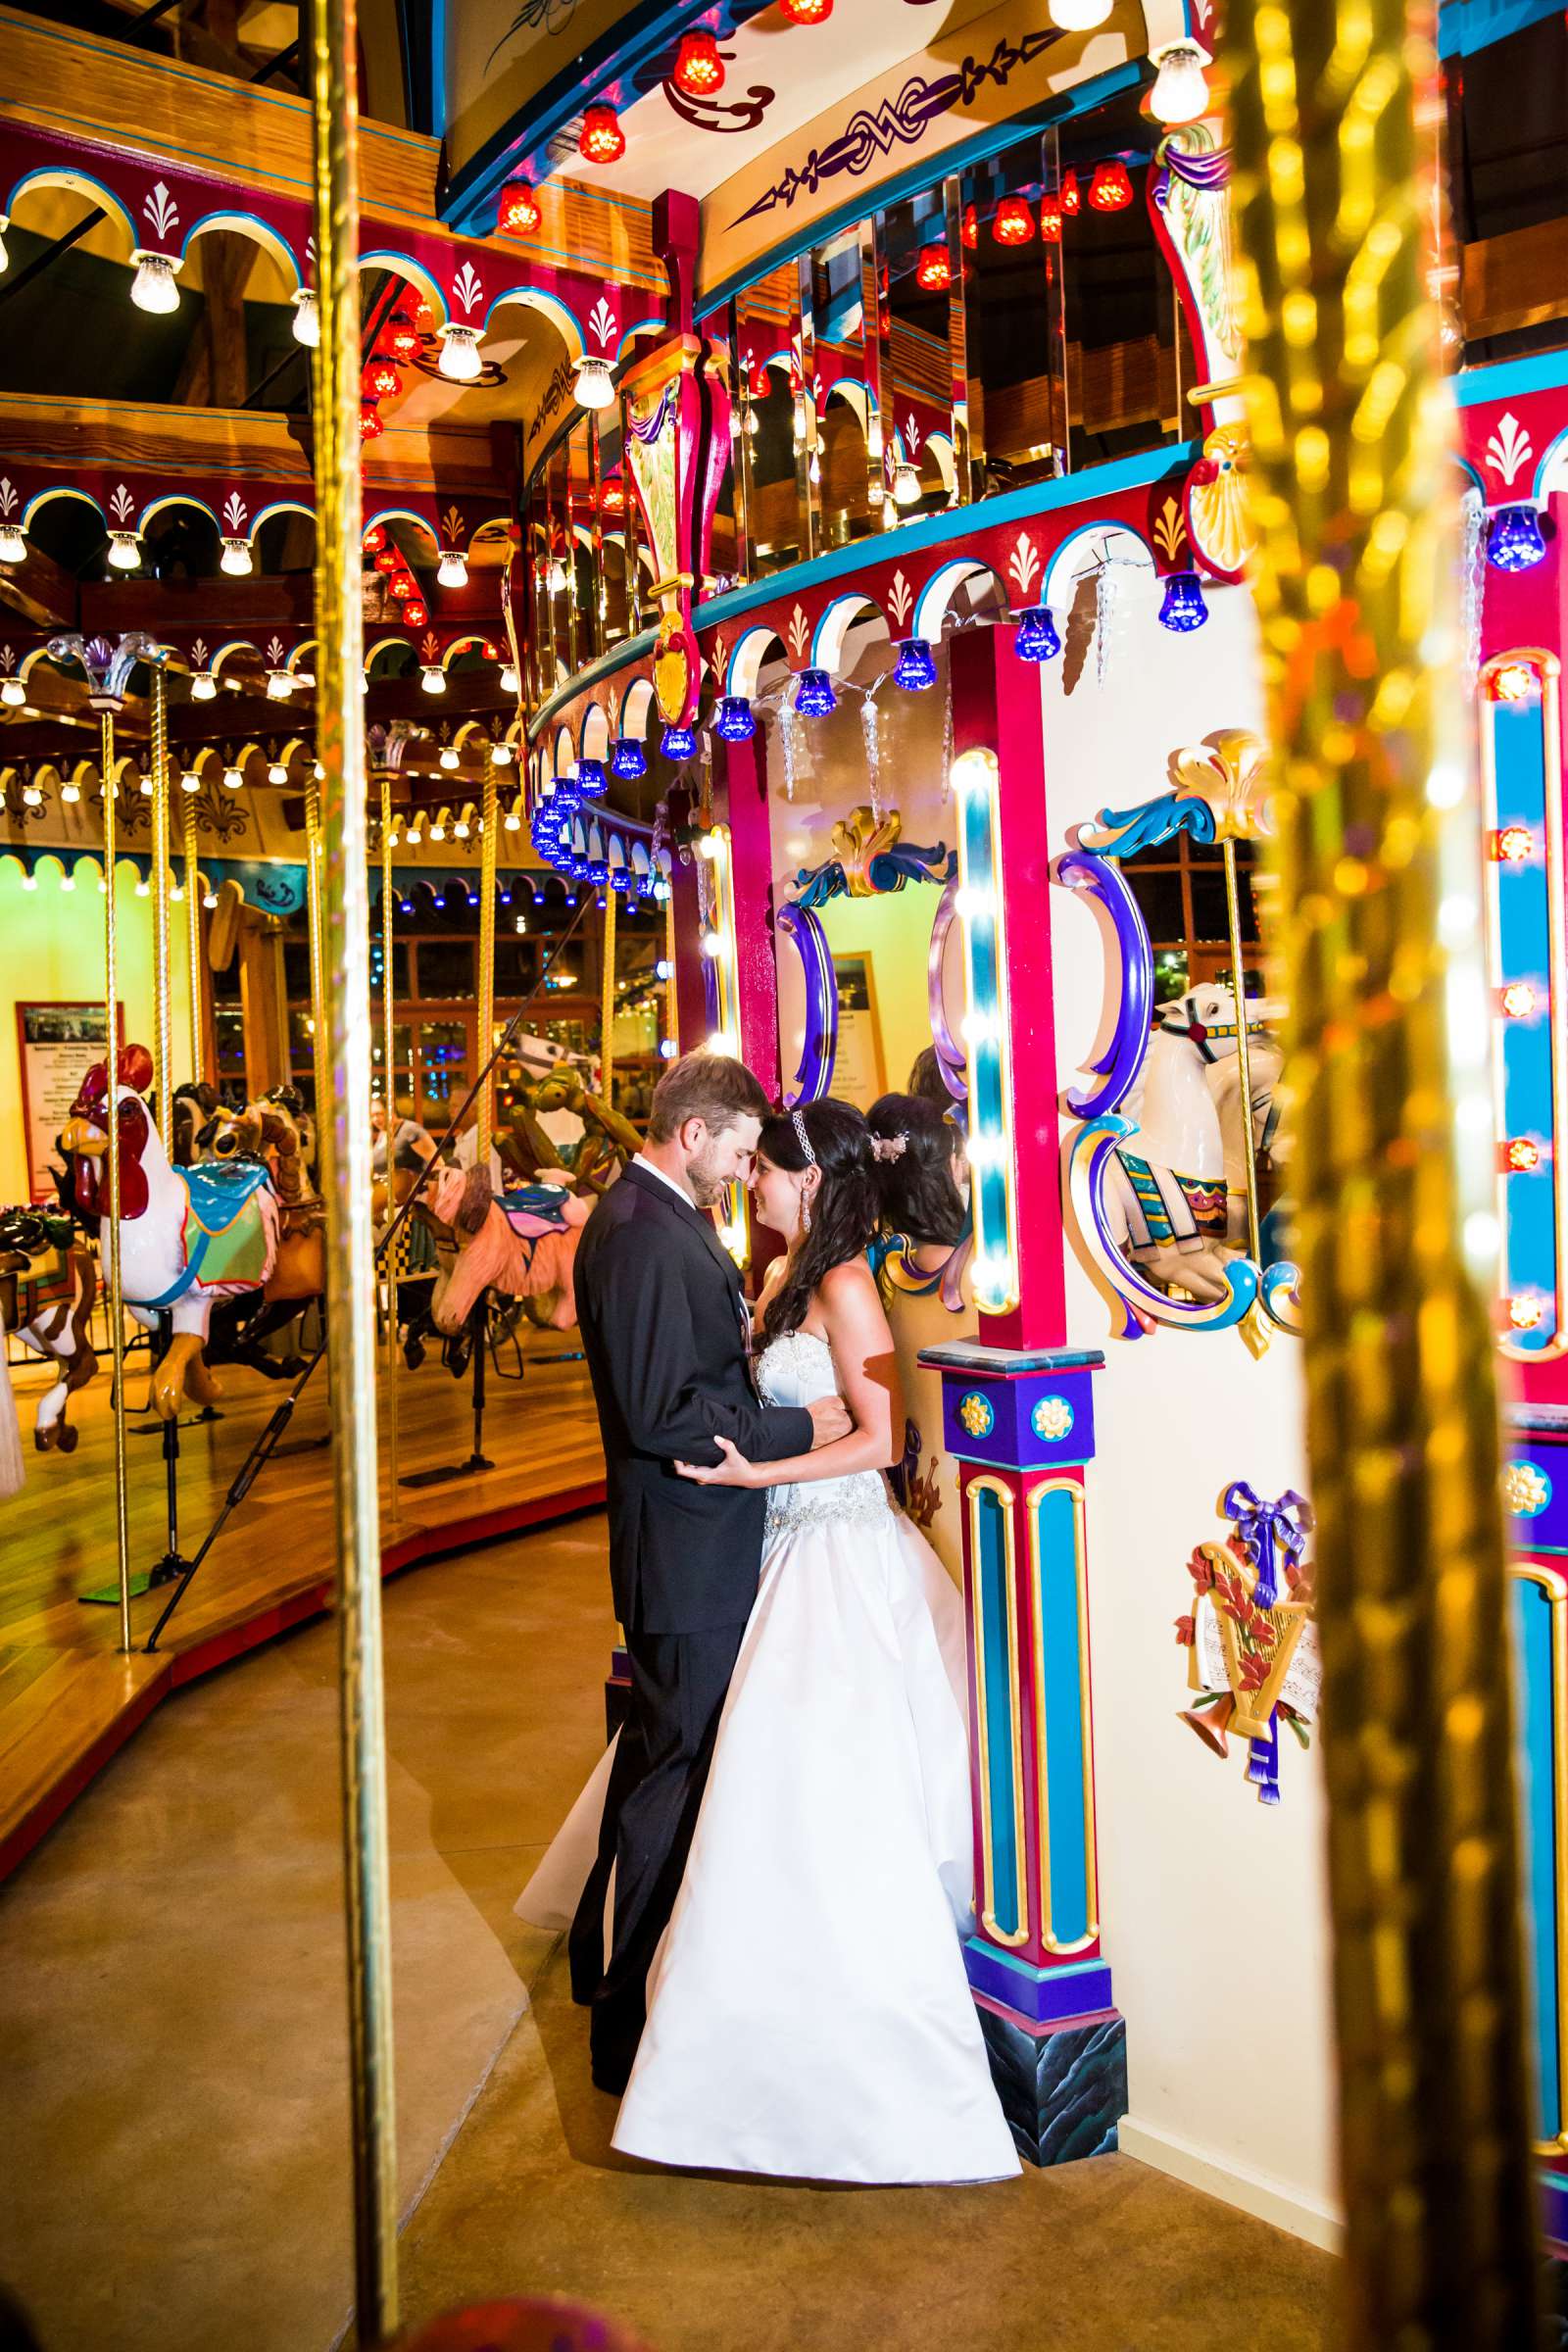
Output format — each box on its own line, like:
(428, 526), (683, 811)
(867, 1092), (966, 1248)
(758, 1099), (878, 1342)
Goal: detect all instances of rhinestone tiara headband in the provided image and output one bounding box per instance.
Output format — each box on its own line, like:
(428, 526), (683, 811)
(790, 1107), (816, 1167)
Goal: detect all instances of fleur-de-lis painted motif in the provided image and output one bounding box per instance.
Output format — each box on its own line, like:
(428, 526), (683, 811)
(710, 631), (729, 684)
(440, 503), (466, 549)
(222, 491), (249, 534)
(143, 182), (179, 243)
(191, 636), (209, 668)
(588, 296), (616, 353)
(109, 483), (135, 527)
(0, 645), (15, 676)
(452, 263), (484, 318)
(786, 605), (810, 666)
(266, 634), (286, 666)
(420, 630), (441, 663)
(1152, 496), (1187, 564)
(0, 478), (17, 520)
(1486, 412), (1534, 487)
(904, 411), (922, 455)
(888, 570), (914, 631)
(1007, 532), (1041, 601)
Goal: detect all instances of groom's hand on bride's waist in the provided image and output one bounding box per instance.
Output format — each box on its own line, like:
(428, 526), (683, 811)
(808, 1396), (852, 1447)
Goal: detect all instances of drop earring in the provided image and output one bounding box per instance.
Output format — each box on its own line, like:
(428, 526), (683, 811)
(802, 1191), (812, 1233)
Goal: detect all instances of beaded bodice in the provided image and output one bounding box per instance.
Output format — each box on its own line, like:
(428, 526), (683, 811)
(756, 1328), (893, 1537)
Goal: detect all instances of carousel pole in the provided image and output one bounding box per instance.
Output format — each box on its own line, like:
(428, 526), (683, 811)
(600, 883), (616, 1103)
(477, 759), (498, 1166)
(182, 793), (204, 1082)
(1230, 3), (1543, 2340)
(379, 774), (400, 1527)
(305, 775), (330, 1157)
(308, 0), (399, 2337)
(148, 668), (173, 1140)
(99, 708), (133, 1653)
(1220, 841), (1262, 1266)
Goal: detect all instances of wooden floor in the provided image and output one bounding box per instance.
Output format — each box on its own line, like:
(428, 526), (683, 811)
(0, 1327), (605, 1883)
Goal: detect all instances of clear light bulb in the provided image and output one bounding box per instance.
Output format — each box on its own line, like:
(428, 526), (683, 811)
(0, 523), (24, 564)
(291, 288), (319, 348)
(421, 663), (445, 694)
(222, 765), (244, 792)
(1047, 0), (1111, 25)
(500, 663), (520, 694)
(0, 676), (24, 706)
(267, 669), (294, 700)
(268, 760), (287, 784)
(108, 531), (141, 570)
(891, 461), (921, 508)
(220, 536), (253, 576)
(491, 743), (514, 764)
(190, 672), (217, 701)
(437, 549), (468, 588)
(440, 745), (460, 770)
(61, 779), (80, 803)
(1150, 43), (1210, 123)
(437, 323), (483, 381)
(180, 769), (201, 793)
(573, 356), (616, 412)
(130, 250), (180, 315)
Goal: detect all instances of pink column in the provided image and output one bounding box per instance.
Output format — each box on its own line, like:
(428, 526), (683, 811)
(721, 732), (782, 1099)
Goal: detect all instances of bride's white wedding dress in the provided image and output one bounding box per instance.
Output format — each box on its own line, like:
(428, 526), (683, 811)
(522, 1327), (1018, 2185)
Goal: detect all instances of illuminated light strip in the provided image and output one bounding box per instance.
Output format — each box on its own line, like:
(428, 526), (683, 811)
(698, 824), (749, 1267)
(1513, 1561), (1568, 2157)
(952, 748), (1019, 1314)
(1480, 650), (1567, 1357)
(1026, 1477), (1100, 1956)
(966, 1474), (1029, 1950)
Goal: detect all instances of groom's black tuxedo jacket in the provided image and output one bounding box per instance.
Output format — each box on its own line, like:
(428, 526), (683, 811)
(574, 1159), (815, 1636)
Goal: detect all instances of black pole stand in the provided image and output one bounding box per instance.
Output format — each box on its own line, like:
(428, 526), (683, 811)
(398, 1295), (496, 1489)
(135, 892), (593, 1647)
(79, 1311), (196, 1605)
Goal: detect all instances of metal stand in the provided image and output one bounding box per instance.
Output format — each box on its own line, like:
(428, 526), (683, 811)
(398, 1298), (495, 1488)
(80, 1313), (194, 1605)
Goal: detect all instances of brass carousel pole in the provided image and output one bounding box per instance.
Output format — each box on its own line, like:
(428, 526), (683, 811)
(309, 0), (399, 2337)
(1230, 4), (1543, 2339)
(477, 760), (498, 1166)
(305, 775), (330, 1154)
(148, 669), (173, 1140)
(99, 709), (132, 1653)
(182, 792), (204, 1083)
(1221, 842), (1262, 1266)
(380, 774), (400, 1528)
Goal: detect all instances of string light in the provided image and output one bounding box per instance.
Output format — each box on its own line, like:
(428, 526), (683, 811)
(437, 548), (468, 588)
(291, 288), (318, 347)
(673, 28), (724, 96)
(795, 668), (837, 716)
(916, 243), (952, 290)
(220, 536), (254, 576)
(437, 323), (484, 382)
(1014, 606), (1061, 662)
(0, 522), (25, 564)
(107, 532), (141, 571)
(1158, 570), (1209, 631)
(573, 356), (616, 411)
(894, 638), (937, 692)
(993, 197), (1036, 246)
(1150, 43), (1211, 124)
(191, 672), (217, 701)
(579, 105), (625, 165)
(714, 697), (757, 742)
(1089, 161), (1134, 212)
(129, 251), (180, 313)
(498, 180), (542, 234)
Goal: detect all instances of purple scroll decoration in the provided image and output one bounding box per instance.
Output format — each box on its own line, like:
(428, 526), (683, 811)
(1152, 142), (1233, 210)
(776, 901), (838, 1107)
(926, 875), (967, 1110)
(733, 27), (1061, 227)
(1053, 849), (1153, 1119)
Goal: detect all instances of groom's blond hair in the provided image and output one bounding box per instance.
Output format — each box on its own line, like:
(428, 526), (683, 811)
(647, 1053), (769, 1143)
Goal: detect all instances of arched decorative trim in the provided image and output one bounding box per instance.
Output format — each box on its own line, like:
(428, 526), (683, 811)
(553, 723), (575, 777)
(1043, 520), (1154, 612)
(812, 592), (885, 673)
(620, 675), (656, 737)
(365, 504), (440, 546)
(823, 375), (871, 434)
(1534, 433), (1568, 501)
(913, 559), (1007, 643)
(359, 250), (449, 325)
(579, 701), (612, 760)
(726, 626), (786, 701)
(180, 212), (301, 289)
(616, 314), (665, 359)
(207, 638), (261, 674)
(251, 499), (316, 534)
(365, 633), (415, 671)
(925, 431), (956, 493)
(23, 484), (105, 529)
(483, 284), (584, 358)
(4, 167), (135, 253)
(138, 492), (221, 533)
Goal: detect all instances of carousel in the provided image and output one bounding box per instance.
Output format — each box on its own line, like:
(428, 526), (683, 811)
(0, 0), (1564, 2347)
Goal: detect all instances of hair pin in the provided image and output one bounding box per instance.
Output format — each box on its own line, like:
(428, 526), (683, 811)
(870, 1131), (908, 1161)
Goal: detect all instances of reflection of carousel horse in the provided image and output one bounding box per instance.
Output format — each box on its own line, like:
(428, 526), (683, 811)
(0, 1206), (98, 1451)
(1105, 987), (1272, 1303)
(496, 1073), (643, 1197)
(62, 1045), (280, 1419)
(1205, 1036), (1285, 1248)
(427, 1164), (591, 1335)
(201, 1096), (326, 1374)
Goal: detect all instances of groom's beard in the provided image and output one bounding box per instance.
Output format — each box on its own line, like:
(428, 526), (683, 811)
(684, 1140), (728, 1208)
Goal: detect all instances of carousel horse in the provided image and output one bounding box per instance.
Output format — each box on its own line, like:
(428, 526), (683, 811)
(171, 1081), (221, 1169)
(0, 1206), (98, 1451)
(1103, 985), (1275, 1303)
(198, 1094), (326, 1375)
(61, 1044), (280, 1419)
(495, 1070), (643, 1197)
(426, 1162), (591, 1336)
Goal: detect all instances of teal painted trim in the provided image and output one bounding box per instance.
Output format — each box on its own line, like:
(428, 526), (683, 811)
(1440, 0), (1561, 57)
(697, 58), (1150, 322)
(1035, 1486), (1090, 1948)
(977, 1487), (1022, 1941)
(1455, 351), (1568, 408)
(1517, 1576), (1562, 2143)
(967, 1942), (1103, 1985)
(527, 628), (658, 743)
(526, 444), (1194, 741)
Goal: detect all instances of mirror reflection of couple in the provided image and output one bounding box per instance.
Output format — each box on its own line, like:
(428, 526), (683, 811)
(519, 1054), (1017, 2185)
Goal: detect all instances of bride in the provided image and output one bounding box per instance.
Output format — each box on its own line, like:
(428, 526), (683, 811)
(523, 1098), (1017, 2185)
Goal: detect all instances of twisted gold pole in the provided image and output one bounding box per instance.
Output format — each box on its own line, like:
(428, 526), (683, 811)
(182, 793), (203, 1082)
(149, 668), (173, 1142)
(1229, 5), (1543, 2337)
(600, 883), (616, 1103)
(477, 759), (498, 1165)
(1221, 841), (1261, 1266)
(380, 774), (399, 1531)
(100, 710), (132, 1653)
(309, 0), (399, 2336)
(305, 777), (329, 1145)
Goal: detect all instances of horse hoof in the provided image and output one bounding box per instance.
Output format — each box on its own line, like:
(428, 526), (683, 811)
(57, 1426), (78, 1454)
(404, 1339), (426, 1371)
(33, 1429), (52, 1452)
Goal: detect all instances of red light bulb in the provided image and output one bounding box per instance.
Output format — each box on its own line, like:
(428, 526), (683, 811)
(579, 105), (625, 165)
(498, 180), (542, 235)
(673, 29), (724, 96)
(1089, 160), (1134, 211)
(993, 196), (1036, 247)
(915, 243), (952, 291)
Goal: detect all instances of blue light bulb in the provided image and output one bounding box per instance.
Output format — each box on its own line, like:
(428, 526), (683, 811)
(894, 637), (937, 692)
(612, 735), (648, 780)
(1488, 503), (1548, 573)
(795, 666), (836, 716)
(714, 696), (757, 742)
(1156, 570), (1208, 632)
(1013, 607), (1060, 662)
(662, 722), (697, 760)
(575, 757), (608, 799)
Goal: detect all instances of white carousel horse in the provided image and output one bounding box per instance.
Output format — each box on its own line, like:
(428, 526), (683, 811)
(61, 1044), (281, 1420)
(1102, 985), (1274, 1303)
(0, 1208), (98, 1451)
(1206, 1033), (1286, 1248)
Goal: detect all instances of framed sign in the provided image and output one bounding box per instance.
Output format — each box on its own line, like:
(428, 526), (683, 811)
(830, 955), (886, 1110)
(16, 1002), (121, 1203)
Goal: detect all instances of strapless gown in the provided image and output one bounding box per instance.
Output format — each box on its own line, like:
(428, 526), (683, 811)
(522, 1328), (1018, 2185)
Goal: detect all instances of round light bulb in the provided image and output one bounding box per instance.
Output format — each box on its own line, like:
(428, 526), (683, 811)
(500, 664), (520, 695)
(267, 668), (294, 700)
(130, 250), (180, 315)
(268, 760), (287, 784)
(438, 323), (483, 382)
(180, 769), (201, 793)
(0, 676), (24, 706)
(1150, 43), (1210, 123)
(440, 745), (460, 770)
(222, 765), (244, 792)
(190, 672), (218, 701)
(437, 548), (468, 589)
(0, 524), (24, 564)
(291, 288), (319, 348)
(107, 531), (141, 570)
(220, 536), (253, 576)
(421, 663), (445, 695)
(1047, 0), (1111, 25)
(61, 779), (80, 804)
(573, 355), (616, 412)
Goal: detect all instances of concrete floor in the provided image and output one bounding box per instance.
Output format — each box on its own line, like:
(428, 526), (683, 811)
(0, 1511), (1338, 2352)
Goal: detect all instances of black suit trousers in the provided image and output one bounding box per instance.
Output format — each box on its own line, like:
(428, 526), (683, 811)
(568, 1617), (746, 2086)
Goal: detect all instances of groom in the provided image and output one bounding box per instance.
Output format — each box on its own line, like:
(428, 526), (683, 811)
(570, 1052), (850, 2093)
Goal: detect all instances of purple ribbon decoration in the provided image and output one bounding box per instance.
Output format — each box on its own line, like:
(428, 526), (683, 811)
(1152, 144), (1234, 210)
(1220, 1481), (1311, 1608)
(1246, 1717), (1282, 1805)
